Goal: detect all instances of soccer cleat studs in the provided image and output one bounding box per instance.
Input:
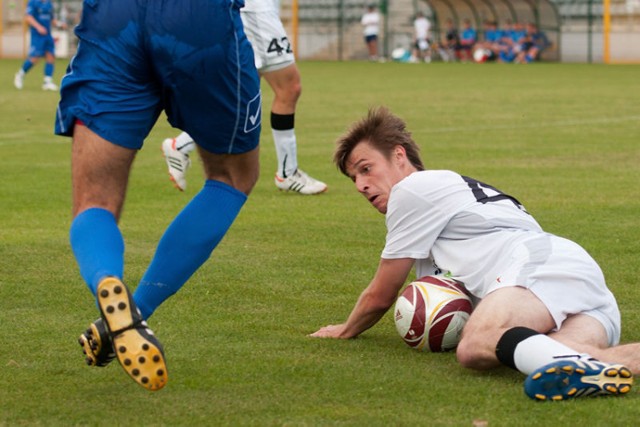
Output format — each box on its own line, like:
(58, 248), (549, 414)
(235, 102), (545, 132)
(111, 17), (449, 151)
(524, 359), (633, 401)
(96, 277), (168, 391)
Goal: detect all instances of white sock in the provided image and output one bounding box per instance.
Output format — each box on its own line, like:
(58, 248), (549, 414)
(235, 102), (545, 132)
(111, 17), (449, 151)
(513, 334), (586, 375)
(272, 128), (297, 178)
(175, 132), (196, 154)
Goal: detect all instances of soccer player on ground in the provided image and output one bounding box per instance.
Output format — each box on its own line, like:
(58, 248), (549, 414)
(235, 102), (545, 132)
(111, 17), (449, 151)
(14, 0), (66, 91)
(56, 0), (261, 391)
(311, 107), (638, 401)
(162, 0), (327, 195)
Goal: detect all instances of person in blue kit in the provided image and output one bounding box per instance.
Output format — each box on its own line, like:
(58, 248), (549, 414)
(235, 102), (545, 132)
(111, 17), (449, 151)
(14, 0), (66, 91)
(54, 0), (261, 391)
(456, 19), (477, 62)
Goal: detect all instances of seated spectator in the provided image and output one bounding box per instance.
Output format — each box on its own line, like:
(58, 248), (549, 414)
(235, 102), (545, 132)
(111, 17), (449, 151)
(436, 18), (460, 62)
(475, 20), (501, 61)
(496, 20), (517, 63)
(511, 22), (527, 46)
(516, 23), (551, 63)
(456, 19), (477, 62)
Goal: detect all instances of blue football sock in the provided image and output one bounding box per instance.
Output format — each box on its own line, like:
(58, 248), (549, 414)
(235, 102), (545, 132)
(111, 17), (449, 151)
(44, 62), (54, 78)
(21, 60), (34, 73)
(133, 180), (247, 319)
(70, 208), (125, 296)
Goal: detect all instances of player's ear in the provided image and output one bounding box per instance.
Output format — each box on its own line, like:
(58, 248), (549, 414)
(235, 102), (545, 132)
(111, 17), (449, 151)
(393, 145), (407, 163)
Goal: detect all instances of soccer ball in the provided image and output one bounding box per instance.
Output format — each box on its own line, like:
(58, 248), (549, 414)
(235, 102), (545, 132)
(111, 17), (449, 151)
(473, 48), (491, 63)
(394, 276), (473, 352)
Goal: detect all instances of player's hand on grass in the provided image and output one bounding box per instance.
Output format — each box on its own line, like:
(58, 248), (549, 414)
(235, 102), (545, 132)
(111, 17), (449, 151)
(309, 324), (348, 338)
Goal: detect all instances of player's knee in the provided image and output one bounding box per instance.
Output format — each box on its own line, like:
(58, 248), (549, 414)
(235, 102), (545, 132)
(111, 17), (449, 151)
(456, 333), (498, 370)
(456, 336), (479, 368)
(276, 76), (301, 102)
(284, 81), (301, 104)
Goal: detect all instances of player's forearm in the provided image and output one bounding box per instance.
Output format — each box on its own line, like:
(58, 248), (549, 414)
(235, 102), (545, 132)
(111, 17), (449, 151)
(340, 292), (391, 338)
(26, 15), (45, 33)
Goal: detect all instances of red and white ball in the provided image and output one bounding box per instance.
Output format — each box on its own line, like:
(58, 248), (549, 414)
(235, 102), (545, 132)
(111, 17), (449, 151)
(394, 276), (473, 352)
(473, 48), (491, 63)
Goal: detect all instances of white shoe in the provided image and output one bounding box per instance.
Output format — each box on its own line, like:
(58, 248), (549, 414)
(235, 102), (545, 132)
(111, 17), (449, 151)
(274, 169), (327, 195)
(14, 72), (24, 90)
(42, 81), (58, 91)
(162, 138), (191, 191)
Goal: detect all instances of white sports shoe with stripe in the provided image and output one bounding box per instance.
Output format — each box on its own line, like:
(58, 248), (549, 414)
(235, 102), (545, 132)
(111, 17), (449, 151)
(524, 358), (633, 401)
(42, 81), (59, 91)
(162, 138), (191, 191)
(274, 169), (327, 195)
(14, 72), (24, 90)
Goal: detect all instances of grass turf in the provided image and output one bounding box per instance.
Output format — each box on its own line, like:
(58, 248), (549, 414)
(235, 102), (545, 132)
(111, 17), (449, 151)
(1, 58), (640, 425)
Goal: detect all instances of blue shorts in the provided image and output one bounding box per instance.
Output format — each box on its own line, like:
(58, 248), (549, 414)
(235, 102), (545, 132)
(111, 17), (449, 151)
(55, 0), (261, 154)
(364, 34), (378, 43)
(29, 34), (55, 57)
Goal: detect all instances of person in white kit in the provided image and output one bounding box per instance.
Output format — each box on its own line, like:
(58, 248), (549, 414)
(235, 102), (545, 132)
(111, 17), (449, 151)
(411, 11), (431, 62)
(360, 4), (380, 61)
(162, 0), (327, 195)
(311, 107), (638, 401)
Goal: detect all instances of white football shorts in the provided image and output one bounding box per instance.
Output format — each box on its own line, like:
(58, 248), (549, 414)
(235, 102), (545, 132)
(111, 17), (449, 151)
(241, 9), (296, 73)
(485, 234), (621, 346)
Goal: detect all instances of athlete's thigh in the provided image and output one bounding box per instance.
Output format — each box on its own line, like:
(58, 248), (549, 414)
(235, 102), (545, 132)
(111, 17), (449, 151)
(72, 124), (136, 219)
(549, 314), (609, 350)
(463, 286), (556, 341)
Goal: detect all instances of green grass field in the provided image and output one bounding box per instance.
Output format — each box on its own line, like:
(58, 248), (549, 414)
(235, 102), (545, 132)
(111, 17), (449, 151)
(1, 58), (640, 426)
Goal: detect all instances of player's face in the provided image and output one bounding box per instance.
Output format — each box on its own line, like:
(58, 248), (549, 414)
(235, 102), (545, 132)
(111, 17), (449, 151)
(345, 141), (408, 214)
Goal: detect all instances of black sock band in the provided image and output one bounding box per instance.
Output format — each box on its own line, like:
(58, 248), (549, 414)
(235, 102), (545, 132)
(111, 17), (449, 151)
(271, 112), (294, 131)
(495, 326), (540, 370)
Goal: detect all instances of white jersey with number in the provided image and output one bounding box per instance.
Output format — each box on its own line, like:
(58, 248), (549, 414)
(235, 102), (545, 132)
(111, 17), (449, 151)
(241, 0), (294, 72)
(382, 170), (620, 345)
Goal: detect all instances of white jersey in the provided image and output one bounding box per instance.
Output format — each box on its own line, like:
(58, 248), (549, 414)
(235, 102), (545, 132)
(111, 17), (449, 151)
(382, 170), (619, 344)
(361, 11), (380, 37)
(414, 16), (431, 41)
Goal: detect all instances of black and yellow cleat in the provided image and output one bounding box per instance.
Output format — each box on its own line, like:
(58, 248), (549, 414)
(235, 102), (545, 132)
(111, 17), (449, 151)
(524, 359), (633, 401)
(78, 318), (115, 367)
(96, 277), (168, 391)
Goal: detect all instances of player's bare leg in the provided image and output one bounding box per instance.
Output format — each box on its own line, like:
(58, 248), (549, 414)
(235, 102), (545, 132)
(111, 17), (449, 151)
(72, 124), (167, 391)
(550, 314), (640, 375)
(196, 144), (259, 195)
(456, 287), (556, 370)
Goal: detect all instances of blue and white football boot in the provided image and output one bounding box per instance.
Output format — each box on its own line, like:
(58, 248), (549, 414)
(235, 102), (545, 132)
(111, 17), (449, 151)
(524, 358), (633, 401)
